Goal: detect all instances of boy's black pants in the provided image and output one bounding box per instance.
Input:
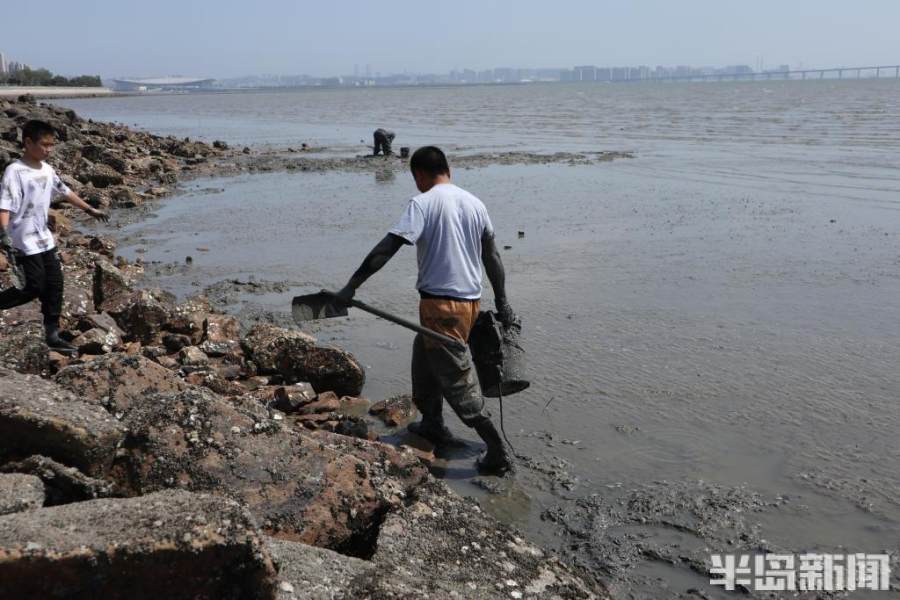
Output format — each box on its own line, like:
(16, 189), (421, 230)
(0, 248), (63, 329)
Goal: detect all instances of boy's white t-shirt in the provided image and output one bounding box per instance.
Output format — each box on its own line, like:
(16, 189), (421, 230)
(389, 182), (494, 300)
(0, 159), (70, 255)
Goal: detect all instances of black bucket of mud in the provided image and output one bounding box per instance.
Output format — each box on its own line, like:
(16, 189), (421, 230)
(468, 311), (530, 398)
(400, 146), (410, 158)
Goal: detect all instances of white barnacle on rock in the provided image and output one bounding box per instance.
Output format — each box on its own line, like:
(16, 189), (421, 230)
(278, 581), (295, 594)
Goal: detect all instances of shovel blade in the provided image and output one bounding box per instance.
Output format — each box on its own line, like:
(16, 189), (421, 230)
(292, 292), (349, 323)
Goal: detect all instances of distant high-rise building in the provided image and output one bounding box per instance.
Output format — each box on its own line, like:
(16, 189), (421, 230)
(0, 52), (7, 74)
(573, 65), (598, 81)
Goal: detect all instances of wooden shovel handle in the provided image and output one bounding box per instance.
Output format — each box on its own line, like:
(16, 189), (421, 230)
(321, 290), (467, 351)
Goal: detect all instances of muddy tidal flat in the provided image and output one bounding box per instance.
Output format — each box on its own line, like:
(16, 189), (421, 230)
(62, 80), (900, 597)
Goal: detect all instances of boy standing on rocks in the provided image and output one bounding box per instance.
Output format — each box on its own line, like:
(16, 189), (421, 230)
(337, 146), (518, 475)
(0, 119), (109, 353)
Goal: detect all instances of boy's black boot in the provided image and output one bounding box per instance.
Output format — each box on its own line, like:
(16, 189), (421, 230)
(45, 324), (77, 354)
(474, 419), (514, 476)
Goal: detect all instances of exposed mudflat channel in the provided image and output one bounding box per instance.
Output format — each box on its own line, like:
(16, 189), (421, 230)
(67, 81), (900, 597)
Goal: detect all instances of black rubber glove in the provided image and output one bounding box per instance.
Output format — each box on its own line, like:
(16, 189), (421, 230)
(0, 229), (10, 251)
(334, 285), (356, 306)
(1, 229), (25, 290)
(496, 298), (520, 328)
(88, 208), (110, 223)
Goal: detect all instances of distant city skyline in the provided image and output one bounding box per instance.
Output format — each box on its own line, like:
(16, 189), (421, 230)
(0, 51), (31, 76)
(1, 1), (898, 79)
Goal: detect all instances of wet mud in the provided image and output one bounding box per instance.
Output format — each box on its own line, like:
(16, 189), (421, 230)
(62, 82), (900, 597)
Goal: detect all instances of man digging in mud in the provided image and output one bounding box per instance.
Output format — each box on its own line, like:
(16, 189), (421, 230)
(0, 120), (109, 353)
(372, 128), (395, 156)
(337, 146), (517, 475)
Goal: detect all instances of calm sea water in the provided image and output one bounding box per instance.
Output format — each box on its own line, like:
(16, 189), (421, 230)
(61, 82), (900, 597)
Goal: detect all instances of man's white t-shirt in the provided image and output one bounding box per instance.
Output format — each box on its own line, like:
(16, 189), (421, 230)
(0, 160), (70, 256)
(389, 182), (494, 300)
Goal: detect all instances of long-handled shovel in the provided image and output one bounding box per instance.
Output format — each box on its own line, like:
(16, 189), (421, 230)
(291, 289), (467, 352)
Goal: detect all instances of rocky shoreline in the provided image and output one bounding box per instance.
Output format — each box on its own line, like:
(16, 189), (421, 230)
(0, 96), (608, 598)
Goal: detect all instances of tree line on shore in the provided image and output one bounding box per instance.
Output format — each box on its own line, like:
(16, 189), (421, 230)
(0, 67), (101, 87)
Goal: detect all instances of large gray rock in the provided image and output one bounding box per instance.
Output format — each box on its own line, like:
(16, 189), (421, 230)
(109, 290), (173, 344)
(92, 260), (133, 312)
(1, 455), (116, 506)
(241, 324), (315, 374)
(266, 537), (374, 600)
(165, 296), (211, 345)
(0, 474), (44, 516)
(0, 489), (278, 599)
(0, 367), (125, 476)
(273, 338), (366, 398)
(0, 322), (48, 375)
(241, 325), (365, 396)
(114, 388), (429, 550)
(54, 354), (187, 415)
(204, 314), (241, 343)
(80, 162), (123, 188)
(72, 327), (121, 354)
(356, 479), (607, 598)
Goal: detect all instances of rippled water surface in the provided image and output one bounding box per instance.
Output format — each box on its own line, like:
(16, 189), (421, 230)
(61, 81), (900, 597)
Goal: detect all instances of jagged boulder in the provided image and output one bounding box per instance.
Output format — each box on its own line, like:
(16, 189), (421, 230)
(356, 479), (607, 598)
(92, 259), (133, 312)
(0, 489), (278, 599)
(204, 314), (241, 342)
(163, 332), (193, 353)
(273, 338), (366, 397)
(109, 186), (143, 208)
(99, 150), (128, 174)
(241, 324), (315, 374)
(1, 455), (116, 505)
(80, 162), (123, 188)
(179, 346), (209, 367)
(72, 327), (121, 354)
(200, 338), (241, 357)
(266, 537), (375, 600)
(0, 474), (44, 516)
(78, 312), (125, 338)
(0, 322), (49, 375)
(54, 354), (187, 415)
(109, 290), (172, 344)
(165, 296), (211, 344)
(369, 395), (418, 427)
(60, 283), (93, 327)
(112, 388), (429, 550)
(272, 383), (316, 413)
(0, 367), (125, 476)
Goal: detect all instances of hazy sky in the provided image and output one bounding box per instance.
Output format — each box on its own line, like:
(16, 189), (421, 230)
(2, 1), (897, 78)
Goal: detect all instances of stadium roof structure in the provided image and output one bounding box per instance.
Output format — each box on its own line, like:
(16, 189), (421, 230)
(112, 77), (215, 90)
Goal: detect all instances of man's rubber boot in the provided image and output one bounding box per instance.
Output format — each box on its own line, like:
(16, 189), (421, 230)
(474, 420), (513, 476)
(408, 419), (459, 446)
(45, 325), (77, 355)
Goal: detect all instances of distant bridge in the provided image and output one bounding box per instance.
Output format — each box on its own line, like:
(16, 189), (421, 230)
(649, 65), (900, 83)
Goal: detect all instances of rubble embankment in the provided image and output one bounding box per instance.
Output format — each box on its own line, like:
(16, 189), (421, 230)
(0, 96), (607, 598)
